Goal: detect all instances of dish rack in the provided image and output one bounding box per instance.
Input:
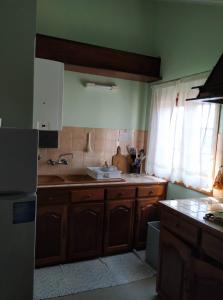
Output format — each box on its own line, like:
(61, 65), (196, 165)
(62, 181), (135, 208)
(86, 167), (122, 180)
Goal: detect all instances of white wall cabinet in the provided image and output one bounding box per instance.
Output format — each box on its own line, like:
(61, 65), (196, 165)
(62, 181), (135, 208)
(33, 58), (64, 131)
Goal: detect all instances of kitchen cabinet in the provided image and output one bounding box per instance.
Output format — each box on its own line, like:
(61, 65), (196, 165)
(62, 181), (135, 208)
(188, 258), (223, 300)
(161, 210), (199, 247)
(68, 202), (104, 261)
(201, 231), (223, 265)
(134, 184), (166, 249)
(137, 185), (166, 198)
(35, 204), (67, 267)
(104, 199), (135, 255)
(36, 181), (167, 267)
(71, 188), (104, 203)
(134, 198), (159, 249)
(33, 58), (64, 131)
(157, 227), (191, 300)
(158, 201), (223, 300)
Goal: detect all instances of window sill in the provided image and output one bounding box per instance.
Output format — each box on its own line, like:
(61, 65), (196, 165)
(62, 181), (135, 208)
(171, 181), (213, 197)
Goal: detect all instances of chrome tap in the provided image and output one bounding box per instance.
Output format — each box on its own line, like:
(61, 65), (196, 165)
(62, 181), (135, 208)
(47, 153), (73, 166)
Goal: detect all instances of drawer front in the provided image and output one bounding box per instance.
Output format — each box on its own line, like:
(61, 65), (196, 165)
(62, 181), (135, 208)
(162, 210), (199, 246)
(201, 232), (223, 265)
(37, 189), (69, 205)
(107, 187), (136, 200)
(138, 185), (165, 198)
(71, 188), (104, 203)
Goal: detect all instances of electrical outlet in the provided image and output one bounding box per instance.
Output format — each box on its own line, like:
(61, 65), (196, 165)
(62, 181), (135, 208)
(37, 121), (49, 130)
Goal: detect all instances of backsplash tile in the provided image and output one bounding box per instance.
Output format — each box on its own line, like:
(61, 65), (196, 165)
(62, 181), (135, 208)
(38, 126), (147, 175)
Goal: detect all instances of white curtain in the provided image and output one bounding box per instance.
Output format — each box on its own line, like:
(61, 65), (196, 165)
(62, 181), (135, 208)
(146, 74), (220, 192)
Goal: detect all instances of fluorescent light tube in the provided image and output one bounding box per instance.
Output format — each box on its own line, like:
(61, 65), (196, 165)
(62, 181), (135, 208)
(85, 82), (118, 90)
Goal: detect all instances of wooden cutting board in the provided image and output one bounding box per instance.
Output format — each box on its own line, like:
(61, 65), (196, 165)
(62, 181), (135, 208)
(112, 146), (129, 173)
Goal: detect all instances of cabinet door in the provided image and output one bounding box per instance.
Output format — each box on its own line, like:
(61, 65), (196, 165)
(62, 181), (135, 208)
(134, 198), (159, 249)
(104, 199), (134, 255)
(157, 228), (191, 300)
(35, 205), (67, 267)
(33, 58), (64, 131)
(187, 258), (223, 300)
(68, 202), (104, 261)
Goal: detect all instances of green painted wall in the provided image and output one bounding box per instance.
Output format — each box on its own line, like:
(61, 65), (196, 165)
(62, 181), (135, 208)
(0, 0), (36, 128)
(37, 0), (154, 55)
(63, 71), (148, 130)
(153, 1), (223, 81)
(167, 183), (205, 200)
(37, 0), (154, 130)
(152, 1), (223, 199)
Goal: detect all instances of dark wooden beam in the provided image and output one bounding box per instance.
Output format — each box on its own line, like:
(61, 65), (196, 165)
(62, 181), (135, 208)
(36, 34), (161, 83)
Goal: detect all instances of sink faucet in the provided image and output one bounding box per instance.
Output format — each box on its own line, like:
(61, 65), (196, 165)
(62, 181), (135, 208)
(47, 153), (74, 166)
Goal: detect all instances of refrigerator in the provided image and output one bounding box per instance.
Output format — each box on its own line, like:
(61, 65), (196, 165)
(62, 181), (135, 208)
(0, 128), (38, 300)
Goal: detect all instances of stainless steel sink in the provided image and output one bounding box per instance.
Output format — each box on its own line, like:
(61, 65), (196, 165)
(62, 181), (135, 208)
(64, 175), (95, 183)
(38, 175), (64, 185)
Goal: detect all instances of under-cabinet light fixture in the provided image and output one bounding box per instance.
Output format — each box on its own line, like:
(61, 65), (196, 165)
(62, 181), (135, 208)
(85, 82), (118, 91)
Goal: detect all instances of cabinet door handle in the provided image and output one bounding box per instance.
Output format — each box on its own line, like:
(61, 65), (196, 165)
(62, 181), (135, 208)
(148, 190), (154, 196)
(83, 195), (91, 200)
(51, 214), (60, 219)
(117, 192), (123, 197)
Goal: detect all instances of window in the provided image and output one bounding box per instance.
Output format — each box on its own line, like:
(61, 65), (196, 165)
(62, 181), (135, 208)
(146, 75), (220, 192)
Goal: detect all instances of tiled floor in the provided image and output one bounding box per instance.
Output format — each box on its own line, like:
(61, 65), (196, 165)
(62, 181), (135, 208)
(34, 251), (154, 300)
(49, 277), (158, 300)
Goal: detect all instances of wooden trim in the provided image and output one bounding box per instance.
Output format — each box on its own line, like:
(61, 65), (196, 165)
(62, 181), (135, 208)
(65, 64), (160, 83)
(36, 34), (161, 82)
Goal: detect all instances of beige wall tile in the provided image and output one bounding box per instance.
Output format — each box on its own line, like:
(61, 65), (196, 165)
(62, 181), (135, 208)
(95, 128), (119, 141)
(72, 137), (85, 151)
(37, 126), (147, 175)
(59, 128), (72, 151)
(71, 127), (85, 139)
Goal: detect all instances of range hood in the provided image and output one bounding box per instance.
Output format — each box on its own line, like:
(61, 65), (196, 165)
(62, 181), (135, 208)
(187, 53), (223, 104)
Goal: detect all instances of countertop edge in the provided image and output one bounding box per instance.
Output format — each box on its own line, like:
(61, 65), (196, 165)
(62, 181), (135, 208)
(159, 199), (223, 238)
(38, 180), (167, 189)
(37, 175), (167, 189)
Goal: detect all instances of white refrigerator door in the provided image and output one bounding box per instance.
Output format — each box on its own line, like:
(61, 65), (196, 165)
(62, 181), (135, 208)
(0, 128), (38, 193)
(0, 194), (36, 300)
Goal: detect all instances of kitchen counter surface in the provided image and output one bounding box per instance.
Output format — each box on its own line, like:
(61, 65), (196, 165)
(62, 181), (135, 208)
(160, 197), (223, 236)
(38, 174), (167, 188)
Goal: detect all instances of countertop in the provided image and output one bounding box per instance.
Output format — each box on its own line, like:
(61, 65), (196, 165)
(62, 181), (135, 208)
(37, 174), (167, 189)
(160, 197), (223, 235)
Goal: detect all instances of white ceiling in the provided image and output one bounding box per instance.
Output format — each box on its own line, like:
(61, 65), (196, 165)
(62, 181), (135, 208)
(156, 0), (223, 6)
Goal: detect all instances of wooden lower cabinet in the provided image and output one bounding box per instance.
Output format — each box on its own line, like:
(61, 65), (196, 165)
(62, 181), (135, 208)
(36, 182), (167, 266)
(35, 204), (67, 267)
(134, 198), (159, 249)
(187, 258), (223, 300)
(158, 205), (223, 300)
(68, 202), (104, 261)
(104, 199), (134, 255)
(157, 228), (191, 300)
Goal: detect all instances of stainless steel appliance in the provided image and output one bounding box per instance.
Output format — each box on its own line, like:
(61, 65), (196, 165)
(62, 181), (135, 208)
(0, 128), (38, 300)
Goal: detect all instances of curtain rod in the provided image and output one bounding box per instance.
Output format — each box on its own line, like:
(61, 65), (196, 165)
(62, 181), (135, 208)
(150, 70), (210, 87)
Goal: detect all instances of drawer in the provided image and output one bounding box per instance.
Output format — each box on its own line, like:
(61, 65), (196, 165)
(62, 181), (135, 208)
(162, 210), (199, 246)
(201, 232), (223, 265)
(71, 188), (104, 203)
(107, 187), (136, 200)
(138, 185), (165, 198)
(37, 188), (69, 205)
